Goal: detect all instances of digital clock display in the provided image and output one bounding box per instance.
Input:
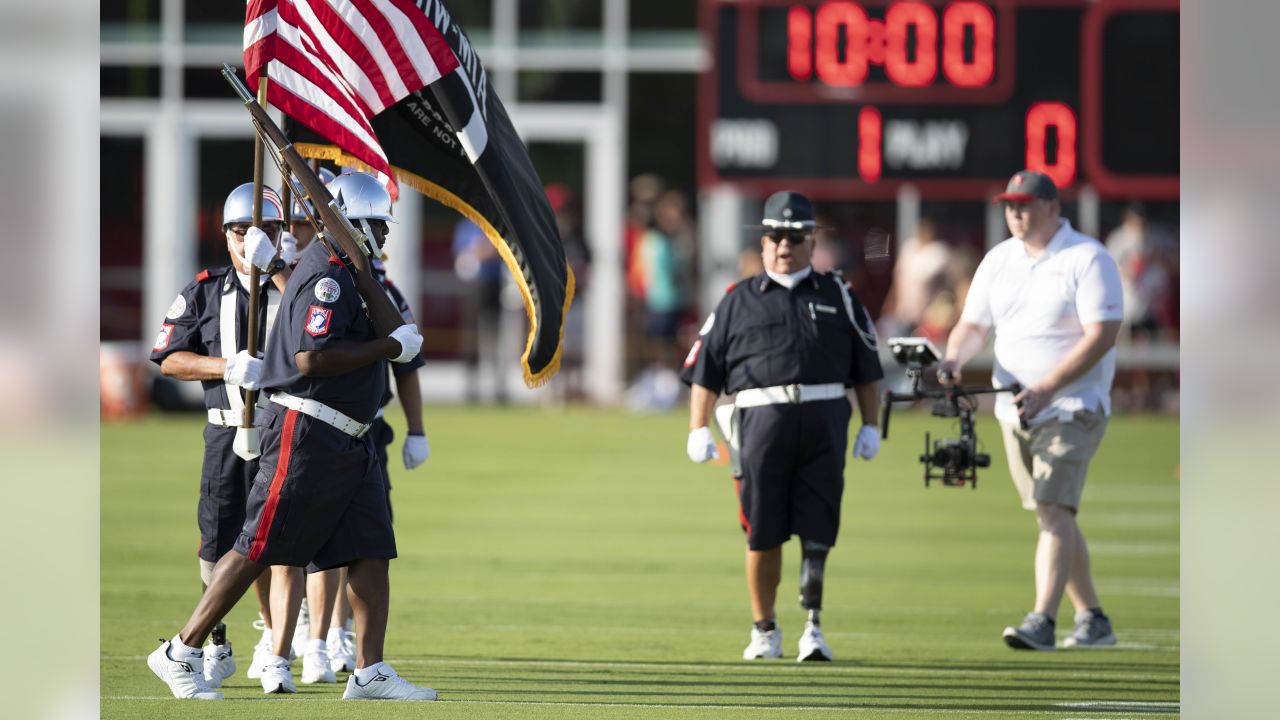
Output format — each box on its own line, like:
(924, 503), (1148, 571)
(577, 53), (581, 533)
(698, 0), (1179, 200)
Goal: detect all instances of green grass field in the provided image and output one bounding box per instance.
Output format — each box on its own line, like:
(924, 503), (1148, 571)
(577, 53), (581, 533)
(102, 407), (1179, 719)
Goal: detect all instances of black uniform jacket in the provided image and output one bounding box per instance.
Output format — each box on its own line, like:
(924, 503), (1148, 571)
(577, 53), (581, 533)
(680, 270), (884, 395)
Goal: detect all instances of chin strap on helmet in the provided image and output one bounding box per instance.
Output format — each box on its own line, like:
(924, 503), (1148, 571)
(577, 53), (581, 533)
(355, 218), (382, 258)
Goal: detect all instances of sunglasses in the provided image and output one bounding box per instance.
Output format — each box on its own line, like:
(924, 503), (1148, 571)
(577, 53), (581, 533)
(228, 222), (282, 236)
(764, 229), (812, 243)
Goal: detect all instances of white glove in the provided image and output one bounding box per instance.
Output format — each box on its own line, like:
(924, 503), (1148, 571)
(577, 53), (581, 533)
(403, 433), (430, 469)
(278, 231), (299, 266)
(389, 324), (423, 363)
(853, 424), (880, 460)
(223, 350), (263, 390)
(686, 426), (719, 464)
(243, 226), (277, 272)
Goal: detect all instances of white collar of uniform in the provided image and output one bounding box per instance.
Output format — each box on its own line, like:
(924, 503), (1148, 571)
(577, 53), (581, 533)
(764, 265), (813, 290)
(235, 270), (271, 291)
(1021, 218), (1073, 264)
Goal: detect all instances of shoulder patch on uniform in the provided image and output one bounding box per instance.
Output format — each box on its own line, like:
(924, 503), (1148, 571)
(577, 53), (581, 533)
(305, 305), (334, 336)
(314, 278), (341, 303)
(165, 294), (187, 319)
(683, 338), (703, 368)
(152, 324), (174, 351)
(195, 269), (211, 282)
(699, 312), (716, 336)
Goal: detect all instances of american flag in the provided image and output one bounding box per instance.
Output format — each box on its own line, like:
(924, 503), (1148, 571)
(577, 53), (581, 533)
(243, 0), (459, 200)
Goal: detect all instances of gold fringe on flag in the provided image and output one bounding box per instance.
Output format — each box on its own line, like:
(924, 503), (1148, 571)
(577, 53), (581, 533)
(296, 143), (575, 388)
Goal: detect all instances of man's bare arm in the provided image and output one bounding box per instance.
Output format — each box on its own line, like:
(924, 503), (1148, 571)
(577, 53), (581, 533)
(394, 369), (425, 435)
(1014, 320), (1122, 418)
(689, 383), (719, 430)
(851, 382), (880, 426)
(939, 320), (991, 385)
(295, 339), (400, 377)
(160, 351), (227, 382)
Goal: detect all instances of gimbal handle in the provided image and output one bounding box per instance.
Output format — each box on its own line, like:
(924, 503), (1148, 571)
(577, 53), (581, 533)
(880, 382), (1023, 439)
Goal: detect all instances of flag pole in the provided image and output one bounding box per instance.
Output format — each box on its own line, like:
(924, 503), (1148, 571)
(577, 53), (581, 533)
(280, 164), (292, 246)
(234, 68), (270, 461)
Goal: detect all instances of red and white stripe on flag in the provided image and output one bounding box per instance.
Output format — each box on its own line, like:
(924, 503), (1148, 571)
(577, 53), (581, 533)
(244, 0), (459, 200)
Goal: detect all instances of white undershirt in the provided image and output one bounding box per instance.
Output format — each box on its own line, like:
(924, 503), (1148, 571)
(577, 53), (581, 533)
(765, 266), (812, 289)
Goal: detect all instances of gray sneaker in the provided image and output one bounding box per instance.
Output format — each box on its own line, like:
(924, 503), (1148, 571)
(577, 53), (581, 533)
(1063, 611), (1116, 648)
(1002, 612), (1056, 651)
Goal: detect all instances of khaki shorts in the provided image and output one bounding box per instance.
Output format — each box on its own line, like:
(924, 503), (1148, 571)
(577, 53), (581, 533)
(1000, 410), (1108, 512)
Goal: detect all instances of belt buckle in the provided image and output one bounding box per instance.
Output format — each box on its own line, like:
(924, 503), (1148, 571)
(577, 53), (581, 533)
(785, 384), (802, 404)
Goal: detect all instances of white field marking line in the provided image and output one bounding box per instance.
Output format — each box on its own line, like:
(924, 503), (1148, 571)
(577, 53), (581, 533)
(101, 655), (1179, 681)
(1095, 578), (1180, 598)
(1090, 541), (1179, 558)
(100, 696), (1180, 714)
(1058, 701), (1180, 709)
(1087, 511), (1179, 528)
(1086, 484), (1179, 503)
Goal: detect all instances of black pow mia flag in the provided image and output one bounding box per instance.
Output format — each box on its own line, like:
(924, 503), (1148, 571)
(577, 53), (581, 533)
(294, 0), (573, 386)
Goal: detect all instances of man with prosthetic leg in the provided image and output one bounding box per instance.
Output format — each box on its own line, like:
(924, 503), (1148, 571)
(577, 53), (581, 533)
(682, 191), (883, 662)
(146, 172), (437, 701)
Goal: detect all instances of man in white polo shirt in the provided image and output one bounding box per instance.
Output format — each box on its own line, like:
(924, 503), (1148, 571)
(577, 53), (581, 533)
(939, 170), (1124, 651)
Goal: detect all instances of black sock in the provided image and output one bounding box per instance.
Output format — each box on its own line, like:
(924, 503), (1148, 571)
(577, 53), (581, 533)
(754, 619), (776, 633)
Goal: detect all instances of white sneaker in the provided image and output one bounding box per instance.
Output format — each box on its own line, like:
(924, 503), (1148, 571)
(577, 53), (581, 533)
(246, 621), (273, 679)
(259, 657), (297, 694)
(202, 642), (236, 688)
(328, 630), (357, 673)
(742, 625), (783, 659)
(302, 648), (338, 684)
(342, 662), (437, 701)
(797, 621), (834, 662)
(147, 640), (223, 700)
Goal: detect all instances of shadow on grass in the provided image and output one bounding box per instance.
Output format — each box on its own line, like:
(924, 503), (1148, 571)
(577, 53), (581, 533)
(440, 696), (1181, 714)
(442, 673), (1177, 695)
(431, 655), (1179, 676)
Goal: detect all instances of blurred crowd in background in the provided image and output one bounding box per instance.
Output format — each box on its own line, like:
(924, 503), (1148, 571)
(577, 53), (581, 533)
(615, 175), (1179, 414)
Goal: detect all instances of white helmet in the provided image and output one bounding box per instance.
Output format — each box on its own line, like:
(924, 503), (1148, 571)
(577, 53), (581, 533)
(330, 171), (395, 257)
(223, 183), (285, 227)
(329, 171), (395, 222)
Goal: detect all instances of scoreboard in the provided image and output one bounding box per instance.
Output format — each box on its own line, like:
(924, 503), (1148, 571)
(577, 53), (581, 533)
(698, 0), (1179, 200)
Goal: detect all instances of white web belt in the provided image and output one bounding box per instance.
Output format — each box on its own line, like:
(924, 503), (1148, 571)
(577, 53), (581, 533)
(269, 392), (371, 438)
(734, 383), (845, 408)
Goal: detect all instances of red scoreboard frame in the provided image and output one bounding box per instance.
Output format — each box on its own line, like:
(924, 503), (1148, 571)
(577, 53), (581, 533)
(697, 0), (1180, 201)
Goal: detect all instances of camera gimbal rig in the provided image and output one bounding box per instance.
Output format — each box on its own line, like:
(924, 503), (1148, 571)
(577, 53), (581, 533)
(879, 338), (1020, 489)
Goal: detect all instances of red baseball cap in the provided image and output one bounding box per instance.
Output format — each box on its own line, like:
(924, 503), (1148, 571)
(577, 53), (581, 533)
(992, 170), (1059, 204)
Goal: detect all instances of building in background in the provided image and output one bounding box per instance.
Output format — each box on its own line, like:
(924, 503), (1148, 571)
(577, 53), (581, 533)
(102, 0), (1179, 409)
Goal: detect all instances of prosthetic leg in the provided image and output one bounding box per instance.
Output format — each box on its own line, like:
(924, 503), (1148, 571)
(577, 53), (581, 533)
(797, 540), (833, 661)
(799, 540), (830, 625)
